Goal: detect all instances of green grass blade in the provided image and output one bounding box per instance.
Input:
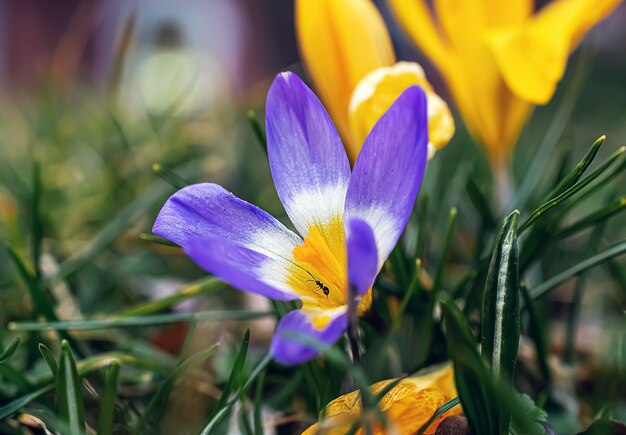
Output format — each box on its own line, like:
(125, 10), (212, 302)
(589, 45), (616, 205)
(417, 397), (461, 435)
(544, 135), (605, 200)
(247, 110), (267, 154)
(38, 343), (59, 376)
(133, 343), (219, 435)
(210, 330), (250, 421)
(519, 285), (550, 383)
(139, 232), (180, 247)
(8, 309), (273, 331)
(151, 163), (192, 189)
(57, 340), (85, 435)
(97, 361), (119, 435)
(0, 337), (21, 364)
(114, 277), (223, 317)
(530, 240), (626, 300)
(519, 146), (625, 234)
(481, 211), (521, 387)
(554, 196), (626, 241)
(31, 160), (42, 278)
(253, 368), (266, 435)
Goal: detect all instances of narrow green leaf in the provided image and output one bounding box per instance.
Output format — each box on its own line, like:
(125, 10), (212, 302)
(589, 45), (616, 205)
(210, 330), (251, 420)
(38, 343), (59, 375)
(139, 232), (180, 247)
(467, 178), (497, 228)
(417, 397), (461, 435)
(530, 240), (626, 300)
(151, 163), (191, 189)
(97, 362), (120, 435)
(481, 210), (521, 384)
(247, 110), (267, 154)
(114, 277), (223, 317)
(200, 354), (272, 435)
(545, 135), (605, 200)
(57, 340), (85, 435)
(9, 309), (273, 331)
(554, 196), (626, 240)
(519, 146), (625, 233)
(519, 285), (550, 383)
(0, 337), (21, 364)
(31, 160), (43, 278)
(6, 247), (57, 321)
(253, 368), (266, 435)
(440, 296), (497, 435)
(133, 343), (219, 434)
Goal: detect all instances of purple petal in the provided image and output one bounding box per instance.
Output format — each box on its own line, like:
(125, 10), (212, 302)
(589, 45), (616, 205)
(185, 237), (299, 301)
(344, 86), (428, 268)
(347, 218), (378, 296)
(266, 72), (351, 239)
(270, 309), (347, 365)
(153, 183), (303, 299)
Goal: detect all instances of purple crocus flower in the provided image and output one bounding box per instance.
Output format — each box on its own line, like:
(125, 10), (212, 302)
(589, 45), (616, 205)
(153, 72), (428, 365)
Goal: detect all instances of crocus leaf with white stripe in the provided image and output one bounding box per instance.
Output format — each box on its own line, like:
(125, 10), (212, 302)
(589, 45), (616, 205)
(153, 72), (429, 365)
(481, 210), (521, 434)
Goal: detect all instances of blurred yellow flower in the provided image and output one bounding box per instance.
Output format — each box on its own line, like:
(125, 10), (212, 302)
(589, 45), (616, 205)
(388, 0), (620, 167)
(349, 62), (455, 159)
(303, 364), (460, 435)
(295, 0), (454, 162)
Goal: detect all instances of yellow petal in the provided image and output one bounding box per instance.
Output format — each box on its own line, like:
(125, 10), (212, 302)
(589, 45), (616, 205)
(303, 364), (460, 435)
(295, 0), (395, 145)
(348, 62), (455, 160)
(387, 0), (450, 73)
(486, 0), (620, 104)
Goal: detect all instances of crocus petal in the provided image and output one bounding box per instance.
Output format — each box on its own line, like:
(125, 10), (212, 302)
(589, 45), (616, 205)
(153, 183), (303, 299)
(486, 0), (620, 104)
(349, 61), (455, 157)
(270, 308), (347, 365)
(346, 218), (378, 296)
(183, 238), (297, 301)
(266, 72), (351, 244)
(345, 86), (428, 268)
(295, 0), (395, 158)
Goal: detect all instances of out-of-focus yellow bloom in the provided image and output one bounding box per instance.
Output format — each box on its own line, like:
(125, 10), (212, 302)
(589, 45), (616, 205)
(296, 0), (455, 162)
(388, 0), (620, 167)
(349, 62), (455, 159)
(303, 364), (460, 435)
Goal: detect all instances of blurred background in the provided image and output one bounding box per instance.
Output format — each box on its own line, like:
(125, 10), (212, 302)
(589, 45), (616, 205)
(0, 0), (625, 433)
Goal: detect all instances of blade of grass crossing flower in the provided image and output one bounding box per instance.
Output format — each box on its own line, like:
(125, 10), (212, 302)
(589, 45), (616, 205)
(38, 343), (59, 376)
(530, 240), (626, 300)
(481, 211), (521, 385)
(417, 397), (461, 435)
(97, 361), (119, 435)
(210, 330), (250, 421)
(31, 160), (42, 278)
(519, 146), (626, 234)
(544, 136), (605, 200)
(133, 343), (219, 435)
(246, 110), (267, 154)
(57, 340), (85, 435)
(0, 337), (21, 364)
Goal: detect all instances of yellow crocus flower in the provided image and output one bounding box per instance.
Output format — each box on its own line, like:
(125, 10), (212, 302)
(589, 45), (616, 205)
(303, 364), (461, 435)
(388, 0), (621, 167)
(296, 0), (455, 162)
